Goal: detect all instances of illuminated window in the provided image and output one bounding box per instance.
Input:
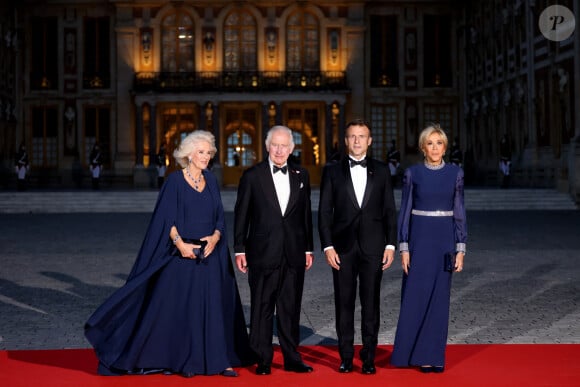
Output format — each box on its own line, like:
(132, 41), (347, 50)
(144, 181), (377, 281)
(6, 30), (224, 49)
(224, 10), (257, 70)
(286, 11), (319, 71)
(162, 13), (194, 72)
(287, 106), (320, 165)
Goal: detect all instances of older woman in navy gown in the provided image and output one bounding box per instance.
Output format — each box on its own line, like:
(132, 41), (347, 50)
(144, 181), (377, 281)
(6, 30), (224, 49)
(390, 124), (467, 373)
(85, 130), (255, 377)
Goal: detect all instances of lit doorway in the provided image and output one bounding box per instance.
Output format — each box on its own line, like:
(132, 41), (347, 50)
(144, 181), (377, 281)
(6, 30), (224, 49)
(284, 103), (324, 185)
(160, 104), (197, 173)
(221, 103), (261, 186)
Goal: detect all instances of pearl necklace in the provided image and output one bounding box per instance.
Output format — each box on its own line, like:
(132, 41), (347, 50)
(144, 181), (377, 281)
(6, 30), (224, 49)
(424, 160), (445, 170)
(185, 167), (203, 191)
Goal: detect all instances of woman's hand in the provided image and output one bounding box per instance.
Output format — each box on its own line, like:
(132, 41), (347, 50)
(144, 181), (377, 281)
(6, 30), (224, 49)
(176, 240), (198, 259)
(200, 230), (221, 258)
(454, 252), (465, 272)
(401, 251), (410, 275)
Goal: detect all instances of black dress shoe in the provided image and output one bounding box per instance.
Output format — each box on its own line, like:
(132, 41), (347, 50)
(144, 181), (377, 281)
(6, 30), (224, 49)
(361, 360), (376, 374)
(338, 359), (353, 373)
(255, 363), (271, 375)
(432, 366), (445, 373)
(284, 362), (313, 373)
(419, 366), (433, 373)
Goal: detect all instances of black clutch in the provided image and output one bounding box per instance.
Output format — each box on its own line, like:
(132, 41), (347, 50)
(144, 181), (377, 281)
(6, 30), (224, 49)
(171, 238), (208, 260)
(444, 252), (456, 272)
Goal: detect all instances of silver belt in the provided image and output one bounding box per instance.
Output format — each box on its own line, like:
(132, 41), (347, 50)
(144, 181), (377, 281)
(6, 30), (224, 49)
(411, 209), (453, 217)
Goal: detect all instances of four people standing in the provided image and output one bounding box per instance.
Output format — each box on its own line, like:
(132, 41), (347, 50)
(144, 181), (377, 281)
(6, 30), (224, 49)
(318, 119), (397, 374)
(234, 125), (315, 376)
(390, 124), (467, 373)
(85, 121), (465, 377)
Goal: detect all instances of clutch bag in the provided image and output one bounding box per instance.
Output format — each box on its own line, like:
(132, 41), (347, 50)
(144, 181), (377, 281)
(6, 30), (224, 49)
(171, 238), (208, 260)
(444, 252), (456, 272)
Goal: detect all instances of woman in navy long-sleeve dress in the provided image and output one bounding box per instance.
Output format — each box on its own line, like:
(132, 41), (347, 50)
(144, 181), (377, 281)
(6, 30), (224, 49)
(85, 131), (255, 377)
(390, 124), (467, 373)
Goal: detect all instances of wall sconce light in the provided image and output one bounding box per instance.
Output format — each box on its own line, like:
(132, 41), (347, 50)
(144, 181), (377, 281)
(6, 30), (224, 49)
(330, 29), (339, 65)
(331, 103), (340, 120)
(266, 28), (277, 65)
(205, 102), (213, 123)
(141, 30), (152, 66)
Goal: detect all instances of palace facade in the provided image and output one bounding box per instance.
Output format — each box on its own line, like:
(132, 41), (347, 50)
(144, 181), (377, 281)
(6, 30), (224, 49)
(0, 0), (579, 202)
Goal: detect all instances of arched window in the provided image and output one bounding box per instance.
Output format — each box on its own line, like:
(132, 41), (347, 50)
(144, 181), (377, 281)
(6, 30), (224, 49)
(161, 13), (194, 72)
(286, 11), (319, 71)
(224, 10), (257, 71)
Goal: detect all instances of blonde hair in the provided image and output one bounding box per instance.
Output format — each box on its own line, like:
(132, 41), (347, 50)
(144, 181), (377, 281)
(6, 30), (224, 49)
(418, 123), (448, 152)
(173, 130), (217, 168)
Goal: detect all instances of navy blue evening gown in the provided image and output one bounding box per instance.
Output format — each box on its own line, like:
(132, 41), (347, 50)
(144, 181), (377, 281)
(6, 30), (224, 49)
(390, 162), (467, 367)
(85, 170), (255, 376)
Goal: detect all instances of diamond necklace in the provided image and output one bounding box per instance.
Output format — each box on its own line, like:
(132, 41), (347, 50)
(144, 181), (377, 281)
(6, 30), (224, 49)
(185, 166), (203, 190)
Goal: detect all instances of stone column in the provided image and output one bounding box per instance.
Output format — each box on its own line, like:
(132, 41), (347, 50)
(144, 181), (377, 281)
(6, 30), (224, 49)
(133, 102), (149, 188)
(210, 103), (223, 186)
(147, 104), (157, 188)
(325, 103), (334, 162)
(135, 103), (144, 165)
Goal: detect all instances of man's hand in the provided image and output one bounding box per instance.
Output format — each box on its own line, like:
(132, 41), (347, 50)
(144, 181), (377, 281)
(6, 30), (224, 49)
(236, 253), (248, 274)
(325, 248), (341, 270)
(305, 253), (314, 271)
(382, 249), (395, 271)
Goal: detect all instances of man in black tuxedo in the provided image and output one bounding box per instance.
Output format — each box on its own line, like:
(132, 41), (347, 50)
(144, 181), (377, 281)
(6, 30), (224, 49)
(234, 125), (314, 375)
(318, 119), (397, 374)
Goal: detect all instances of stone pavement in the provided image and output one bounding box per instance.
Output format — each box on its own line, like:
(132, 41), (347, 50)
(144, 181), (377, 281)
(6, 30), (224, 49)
(1, 203), (579, 350)
(0, 187), (578, 213)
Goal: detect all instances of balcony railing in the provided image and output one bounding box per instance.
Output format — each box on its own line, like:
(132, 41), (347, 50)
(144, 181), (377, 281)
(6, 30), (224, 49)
(133, 71), (348, 93)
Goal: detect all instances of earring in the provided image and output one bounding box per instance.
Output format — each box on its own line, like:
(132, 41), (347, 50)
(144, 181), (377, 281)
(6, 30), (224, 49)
(188, 158), (192, 164)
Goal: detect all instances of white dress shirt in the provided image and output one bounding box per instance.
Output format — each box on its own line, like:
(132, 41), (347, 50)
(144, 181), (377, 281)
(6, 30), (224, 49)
(350, 156), (367, 207)
(270, 160), (290, 215)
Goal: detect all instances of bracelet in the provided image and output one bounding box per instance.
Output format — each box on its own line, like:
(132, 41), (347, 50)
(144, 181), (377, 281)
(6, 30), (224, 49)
(172, 234), (181, 244)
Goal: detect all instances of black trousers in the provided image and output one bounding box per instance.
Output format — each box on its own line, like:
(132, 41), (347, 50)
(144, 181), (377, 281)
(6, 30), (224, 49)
(332, 243), (383, 361)
(248, 257), (305, 366)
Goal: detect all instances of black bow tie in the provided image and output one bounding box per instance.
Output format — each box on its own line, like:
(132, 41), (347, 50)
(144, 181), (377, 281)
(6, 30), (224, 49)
(349, 158), (367, 168)
(273, 165), (288, 174)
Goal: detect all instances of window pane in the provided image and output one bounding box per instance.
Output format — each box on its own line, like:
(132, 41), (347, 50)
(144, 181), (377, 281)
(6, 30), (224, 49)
(424, 15), (452, 87)
(371, 104), (398, 159)
(370, 15), (398, 87)
(286, 11), (319, 71)
(162, 13), (194, 72)
(224, 10), (256, 70)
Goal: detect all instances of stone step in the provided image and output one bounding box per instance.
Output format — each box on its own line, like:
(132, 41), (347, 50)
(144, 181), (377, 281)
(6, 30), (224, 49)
(0, 188), (576, 213)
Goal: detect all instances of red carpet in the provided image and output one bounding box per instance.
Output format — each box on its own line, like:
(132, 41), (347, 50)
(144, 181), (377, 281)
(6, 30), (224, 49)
(1, 345), (579, 387)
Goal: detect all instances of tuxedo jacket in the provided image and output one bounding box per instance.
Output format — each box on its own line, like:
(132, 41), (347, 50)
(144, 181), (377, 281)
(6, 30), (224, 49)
(234, 160), (314, 269)
(318, 157), (397, 256)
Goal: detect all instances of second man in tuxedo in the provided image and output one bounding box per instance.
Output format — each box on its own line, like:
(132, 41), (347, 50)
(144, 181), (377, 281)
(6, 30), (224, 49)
(318, 119), (397, 374)
(234, 125), (315, 375)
